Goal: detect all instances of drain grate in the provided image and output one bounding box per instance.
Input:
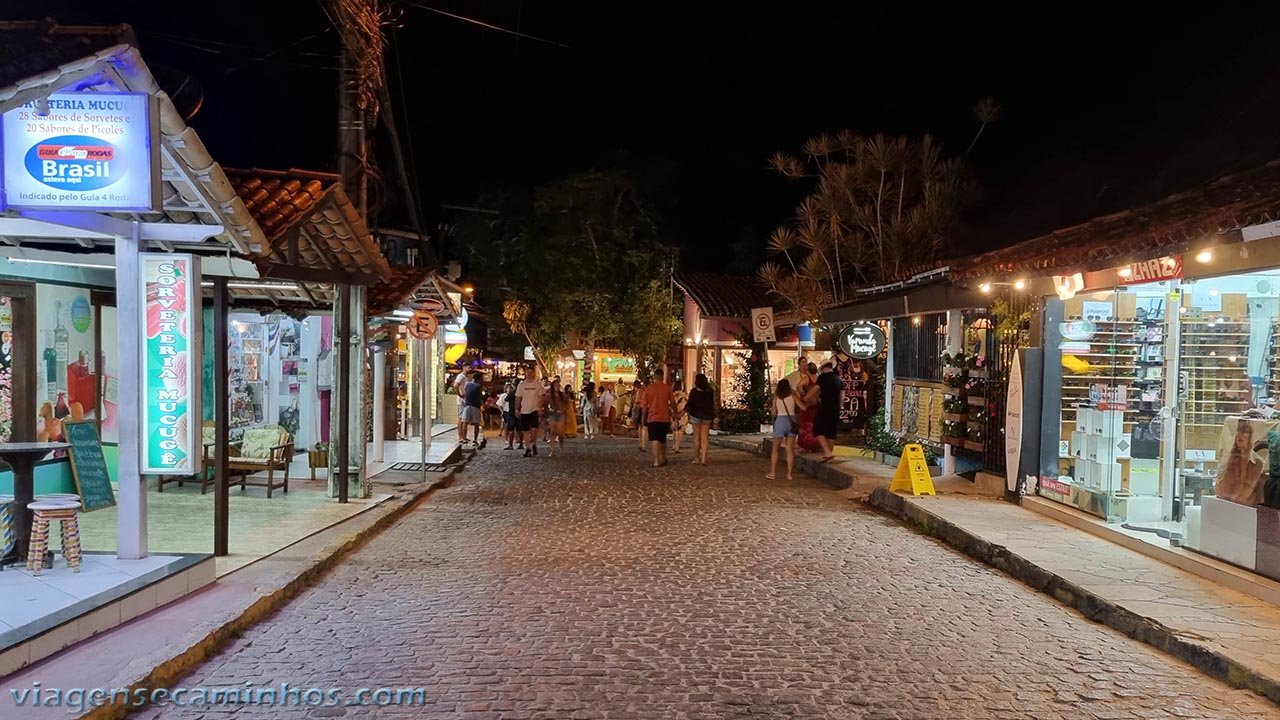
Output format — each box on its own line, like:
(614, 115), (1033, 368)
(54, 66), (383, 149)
(387, 462), (449, 472)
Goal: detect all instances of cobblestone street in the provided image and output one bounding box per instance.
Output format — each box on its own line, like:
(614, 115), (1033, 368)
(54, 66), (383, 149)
(144, 441), (1279, 719)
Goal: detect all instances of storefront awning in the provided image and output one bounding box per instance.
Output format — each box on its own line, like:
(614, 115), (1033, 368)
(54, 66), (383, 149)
(227, 169), (391, 286)
(823, 280), (987, 323)
(950, 160), (1280, 282)
(0, 26), (264, 255)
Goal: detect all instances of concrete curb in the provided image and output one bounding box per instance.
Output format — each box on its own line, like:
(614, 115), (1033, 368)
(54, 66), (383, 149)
(710, 436), (876, 491)
(866, 487), (1280, 706)
(87, 467), (464, 720)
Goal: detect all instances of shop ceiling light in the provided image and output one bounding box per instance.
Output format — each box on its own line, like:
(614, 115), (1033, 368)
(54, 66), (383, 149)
(912, 316), (922, 326)
(1013, 279), (1027, 290)
(1195, 249), (1214, 263)
(226, 281), (299, 291)
(392, 309), (414, 318)
(978, 282), (992, 293)
(1117, 266), (1132, 278)
(1209, 289), (1220, 296)
(8, 257), (114, 270)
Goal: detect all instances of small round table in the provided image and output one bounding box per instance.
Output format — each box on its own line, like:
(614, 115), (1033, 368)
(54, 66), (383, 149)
(0, 442), (70, 570)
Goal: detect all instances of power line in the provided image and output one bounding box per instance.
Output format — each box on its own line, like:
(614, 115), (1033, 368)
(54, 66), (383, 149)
(399, 0), (570, 49)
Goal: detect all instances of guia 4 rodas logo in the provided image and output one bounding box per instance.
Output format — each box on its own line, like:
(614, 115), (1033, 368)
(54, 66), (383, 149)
(24, 134), (123, 191)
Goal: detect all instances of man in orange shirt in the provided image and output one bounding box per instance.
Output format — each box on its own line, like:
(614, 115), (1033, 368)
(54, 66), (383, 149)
(642, 368), (678, 468)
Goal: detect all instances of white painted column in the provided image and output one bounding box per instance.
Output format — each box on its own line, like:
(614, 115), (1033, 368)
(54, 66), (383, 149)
(944, 310), (964, 475)
(116, 222), (147, 559)
(372, 347), (386, 463)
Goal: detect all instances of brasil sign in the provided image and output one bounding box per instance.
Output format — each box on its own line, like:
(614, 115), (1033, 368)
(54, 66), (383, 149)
(140, 254), (201, 474)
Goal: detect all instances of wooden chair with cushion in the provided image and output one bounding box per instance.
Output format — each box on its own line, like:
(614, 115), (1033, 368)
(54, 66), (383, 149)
(202, 425), (293, 498)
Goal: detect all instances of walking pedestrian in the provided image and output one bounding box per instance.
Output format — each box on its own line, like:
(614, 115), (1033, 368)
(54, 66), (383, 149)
(632, 379), (648, 451)
(814, 361), (844, 462)
(641, 369), (677, 468)
(768, 378), (802, 480)
(562, 385), (578, 443)
(797, 362), (822, 453)
(600, 384), (617, 437)
(497, 382), (518, 449)
(546, 380), (568, 456)
(462, 371), (486, 449)
(452, 368), (468, 443)
(581, 381), (597, 439)
(514, 366), (544, 457)
(685, 373), (715, 465)
(670, 385), (688, 453)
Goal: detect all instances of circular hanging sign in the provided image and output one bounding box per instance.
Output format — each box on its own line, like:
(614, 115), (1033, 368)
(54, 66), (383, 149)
(836, 323), (886, 359)
(410, 297), (447, 315)
(407, 311), (438, 340)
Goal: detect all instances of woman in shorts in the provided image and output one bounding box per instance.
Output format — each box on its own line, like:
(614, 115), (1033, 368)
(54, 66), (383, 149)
(768, 378), (803, 481)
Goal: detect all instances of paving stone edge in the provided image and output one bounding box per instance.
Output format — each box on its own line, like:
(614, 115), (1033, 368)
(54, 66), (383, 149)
(713, 436), (1280, 706)
(865, 486), (1280, 707)
(85, 466), (465, 720)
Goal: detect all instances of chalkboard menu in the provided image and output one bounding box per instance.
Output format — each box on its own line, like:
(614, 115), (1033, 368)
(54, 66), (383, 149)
(63, 420), (115, 512)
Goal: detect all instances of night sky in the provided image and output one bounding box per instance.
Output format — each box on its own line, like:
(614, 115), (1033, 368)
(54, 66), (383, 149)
(15, 1), (1280, 271)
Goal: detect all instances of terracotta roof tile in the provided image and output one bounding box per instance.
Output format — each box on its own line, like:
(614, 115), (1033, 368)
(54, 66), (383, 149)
(227, 168), (390, 283)
(674, 272), (774, 318)
(366, 264), (435, 317)
(950, 160), (1280, 281)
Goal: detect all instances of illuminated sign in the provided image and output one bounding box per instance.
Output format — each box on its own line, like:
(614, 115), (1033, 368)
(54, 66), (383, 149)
(140, 254), (201, 474)
(837, 323), (886, 359)
(2, 92), (160, 211)
(1118, 256), (1182, 284)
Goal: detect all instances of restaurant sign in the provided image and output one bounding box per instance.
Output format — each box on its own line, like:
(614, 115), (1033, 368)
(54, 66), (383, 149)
(140, 254), (201, 474)
(837, 322), (887, 359)
(1118, 255), (1182, 284)
(1, 92), (160, 211)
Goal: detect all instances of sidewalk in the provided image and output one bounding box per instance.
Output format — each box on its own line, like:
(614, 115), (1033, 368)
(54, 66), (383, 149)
(714, 433), (1280, 705)
(0, 461), (464, 720)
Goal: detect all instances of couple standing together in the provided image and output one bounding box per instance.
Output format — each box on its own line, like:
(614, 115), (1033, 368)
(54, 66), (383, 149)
(632, 369), (713, 468)
(770, 359), (842, 480)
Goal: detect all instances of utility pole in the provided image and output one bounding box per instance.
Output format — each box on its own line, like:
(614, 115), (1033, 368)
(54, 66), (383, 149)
(332, 0), (383, 501)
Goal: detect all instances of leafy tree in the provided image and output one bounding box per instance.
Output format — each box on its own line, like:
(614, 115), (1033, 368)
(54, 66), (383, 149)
(459, 170), (681, 370)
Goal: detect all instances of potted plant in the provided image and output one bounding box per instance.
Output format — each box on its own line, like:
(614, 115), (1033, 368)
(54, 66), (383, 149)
(965, 426), (986, 452)
(942, 397), (968, 422)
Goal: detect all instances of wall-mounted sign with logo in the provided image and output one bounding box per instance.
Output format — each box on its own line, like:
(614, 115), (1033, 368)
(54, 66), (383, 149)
(837, 323), (886, 359)
(140, 254), (201, 475)
(1118, 255), (1182, 284)
(2, 92), (160, 211)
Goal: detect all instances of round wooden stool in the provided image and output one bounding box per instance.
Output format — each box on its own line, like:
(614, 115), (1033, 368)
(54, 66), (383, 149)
(27, 499), (82, 576)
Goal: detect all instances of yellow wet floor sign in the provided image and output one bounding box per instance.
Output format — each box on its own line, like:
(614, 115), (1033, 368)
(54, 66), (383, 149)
(889, 443), (936, 496)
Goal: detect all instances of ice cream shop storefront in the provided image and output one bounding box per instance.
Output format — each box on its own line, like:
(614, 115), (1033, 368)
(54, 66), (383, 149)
(0, 36), (392, 677)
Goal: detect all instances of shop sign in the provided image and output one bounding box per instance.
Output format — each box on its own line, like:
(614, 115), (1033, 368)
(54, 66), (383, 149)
(1117, 255), (1182, 284)
(1038, 476), (1073, 503)
(750, 307), (776, 343)
(2, 92), (160, 211)
(140, 254), (201, 474)
(836, 323), (886, 359)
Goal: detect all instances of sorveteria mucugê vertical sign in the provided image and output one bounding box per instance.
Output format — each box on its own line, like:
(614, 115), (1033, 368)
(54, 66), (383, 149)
(1, 91), (160, 211)
(141, 254), (202, 475)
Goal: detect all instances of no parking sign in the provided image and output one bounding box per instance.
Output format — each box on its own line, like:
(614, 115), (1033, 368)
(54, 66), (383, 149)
(751, 306), (775, 343)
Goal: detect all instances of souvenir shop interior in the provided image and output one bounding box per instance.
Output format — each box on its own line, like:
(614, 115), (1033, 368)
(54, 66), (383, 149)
(1046, 268), (1280, 580)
